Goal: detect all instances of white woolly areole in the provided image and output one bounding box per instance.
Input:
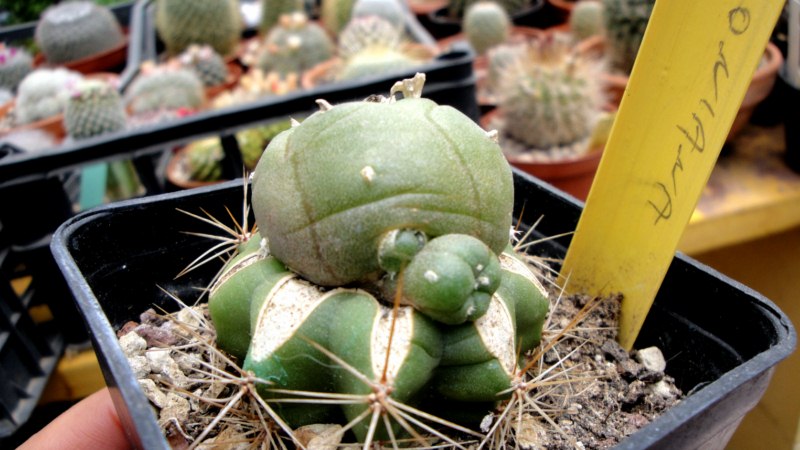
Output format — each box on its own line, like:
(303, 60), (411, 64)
(499, 253), (549, 299)
(475, 296), (516, 376)
(250, 276), (339, 362)
(370, 305), (415, 382)
(209, 251), (267, 296)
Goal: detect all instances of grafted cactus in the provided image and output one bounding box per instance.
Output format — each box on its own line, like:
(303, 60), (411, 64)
(204, 75), (550, 442)
(497, 36), (605, 151)
(35, 1), (125, 64)
(0, 44), (33, 93)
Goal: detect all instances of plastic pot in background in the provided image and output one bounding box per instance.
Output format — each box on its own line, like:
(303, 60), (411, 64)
(51, 172), (796, 449)
(782, 0), (800, 173)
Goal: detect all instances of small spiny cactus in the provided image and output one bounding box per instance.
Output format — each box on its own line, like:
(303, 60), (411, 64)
(463, 1), (511, 56)
(182, 138), (224, 182)
(337, 15), (404, 60)
(569, 0), (605, 42)
(260, 0), (305, 33)
(14, 68), (83, 125)
(34, 1), (125, 65)
(257, 12), (334, 77)
(155, 0), (242, 57)
(351, 0), (406, 25)
(125, 63), (206, 115)
(64, 78), (127, 140)
(497, 35), (605, 151)
(177, 45), (229, 87)
(601, 0), (655, 74)
(448, 0), (528, 20)
(0, 44), (33, 93)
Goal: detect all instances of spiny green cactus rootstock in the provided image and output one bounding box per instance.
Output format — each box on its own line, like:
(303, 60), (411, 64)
(35, 1), (125, 65)
(206, 75), (549, 442)
(257, 12), (334, 77)
(601, 0), (655, 74)
(177, 45), (229, 87)
(464, 1), (511, 56)
(0, 44), (33, 93)
(497, 36), (605, 150)
(125, 65), (205, 115)
(64, 78), (126, 140)
(14, 68), (83, 125)
(155, 0), (242, 57)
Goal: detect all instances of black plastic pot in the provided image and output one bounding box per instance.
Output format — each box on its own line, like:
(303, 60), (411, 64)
(420, 0), (548, 40)
(51, 170), (795, 449)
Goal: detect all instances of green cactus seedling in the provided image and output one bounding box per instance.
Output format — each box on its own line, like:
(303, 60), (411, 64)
(35, 1), (125, 65)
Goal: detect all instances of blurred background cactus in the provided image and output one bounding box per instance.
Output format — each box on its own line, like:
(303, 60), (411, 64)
(495, 35), (605, 152)
(257, 12), (334, 78)
(63, 78), (126, 140)
(601, 0), (655, 75)
(125, 63), (206, 116)
(14, 68), (83, 125)
(463, 1), (511, 56)
(176, 45), (229, 87)
(448, 0), (529, 20)
(155, 0), (242, 57)
(34, 1), (125, 65)
(0, 44), (33, 94)
(320, 0), (358, 36)
(351, 0), (406, 27)
(568, 0), (605, 42)
(259, 0), (305, 33)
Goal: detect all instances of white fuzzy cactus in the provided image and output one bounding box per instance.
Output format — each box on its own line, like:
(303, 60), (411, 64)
(14, 68), (83, 125)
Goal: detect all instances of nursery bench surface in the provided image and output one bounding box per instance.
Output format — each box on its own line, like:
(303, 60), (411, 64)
(680, 123), (800, 255)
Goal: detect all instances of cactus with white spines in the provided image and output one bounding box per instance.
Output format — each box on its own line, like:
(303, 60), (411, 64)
(35, 1), (125, 64)
(177, 45), (229, 87)
(14, 68), (83, 125)
(63, 78), (126, 140)
(497, 35), (605, 151)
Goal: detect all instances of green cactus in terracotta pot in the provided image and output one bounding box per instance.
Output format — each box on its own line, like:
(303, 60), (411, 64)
(0, 44), (33, 93)
(14, 68), (83, 125)
(495, 35), (605, 152)
(155, 0), (242, 57)
(257, 12), (334, 78)
(63, 78), (127, 140)
(463, 1), (511, 56)
(34, 1), (126, 65)
(203, 74), (550, 443)
(125, 63), (206, 116)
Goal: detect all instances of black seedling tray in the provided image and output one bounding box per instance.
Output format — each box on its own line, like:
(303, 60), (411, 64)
(51, 170), (796, 449)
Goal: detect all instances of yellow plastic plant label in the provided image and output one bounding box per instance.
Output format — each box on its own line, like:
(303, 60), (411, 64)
(560, 0), (784, 350)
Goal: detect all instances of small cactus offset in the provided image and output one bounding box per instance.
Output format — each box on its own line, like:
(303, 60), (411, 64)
(14, 68), (83, 125)
(0, 44), (33, 93)
(257, 13), (334, 77)
(155, 0), (242, 57)
(601, 0), (655, 74)
(569, 0), (605, 42)
(34, 1), (125, 64)
(260, 0), (304, 33)
(463, 1), (511, 56)
(64, 79), (126, 140)
(125, 64), (206, 115)
(177, 45), (229, 87)
(497, 36), (605, 151)
(204, 75), (549, 442)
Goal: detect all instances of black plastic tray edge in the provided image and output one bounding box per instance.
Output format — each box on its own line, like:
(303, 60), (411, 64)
(50, 171), (797, 450)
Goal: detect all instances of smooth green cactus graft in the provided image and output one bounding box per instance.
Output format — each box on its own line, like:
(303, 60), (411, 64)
(206, 74), (550, 442)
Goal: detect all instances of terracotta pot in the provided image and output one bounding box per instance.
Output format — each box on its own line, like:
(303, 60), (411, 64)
(35, 34), (129, 75)
(0, 100), (66, 143)
(481, 108), (603, 200)
(408, 0), (450, 16)
(205, 63), (244, 100)
(578, 36), (784, 141)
